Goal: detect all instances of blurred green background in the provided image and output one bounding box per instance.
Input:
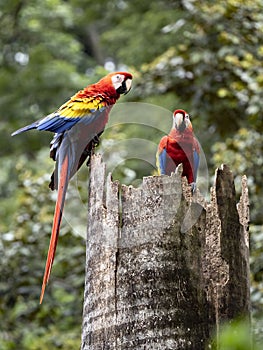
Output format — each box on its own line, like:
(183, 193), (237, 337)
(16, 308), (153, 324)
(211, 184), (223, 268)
(1, 0), (262, 348)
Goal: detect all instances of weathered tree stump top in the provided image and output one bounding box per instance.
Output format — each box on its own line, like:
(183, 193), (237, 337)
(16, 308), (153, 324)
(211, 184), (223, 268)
(81, 155), (250, 350)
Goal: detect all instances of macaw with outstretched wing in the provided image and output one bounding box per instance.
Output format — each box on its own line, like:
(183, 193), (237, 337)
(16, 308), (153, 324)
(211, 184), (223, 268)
(12, 72), (132, 303)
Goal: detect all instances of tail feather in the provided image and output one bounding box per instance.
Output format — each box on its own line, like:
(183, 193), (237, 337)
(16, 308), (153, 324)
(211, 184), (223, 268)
(39, 153), (69, 304)
(11, 122), (38, 136)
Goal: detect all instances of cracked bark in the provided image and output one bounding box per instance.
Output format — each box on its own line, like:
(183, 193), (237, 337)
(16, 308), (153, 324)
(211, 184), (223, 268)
(81, 155), (250, 350)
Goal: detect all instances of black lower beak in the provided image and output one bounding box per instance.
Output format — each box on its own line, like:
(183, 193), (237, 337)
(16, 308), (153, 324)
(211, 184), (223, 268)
(116, 81), (128, 95)
(116, 79), (132, 95)
(178, 121), (186, 132)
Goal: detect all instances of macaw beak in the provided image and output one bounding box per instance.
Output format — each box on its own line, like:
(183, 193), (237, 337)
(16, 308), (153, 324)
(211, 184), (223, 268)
(117, 78), (132, 95)
(173, 112), (186, 132)
(124, 78), (132, 95)
(178, 116), (186, 132)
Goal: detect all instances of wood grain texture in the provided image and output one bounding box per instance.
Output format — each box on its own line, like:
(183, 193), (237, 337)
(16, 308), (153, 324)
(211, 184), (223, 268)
(81, 156), (250, 350)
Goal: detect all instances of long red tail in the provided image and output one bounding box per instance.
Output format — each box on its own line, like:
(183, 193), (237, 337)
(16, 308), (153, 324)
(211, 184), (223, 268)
(40, 154), (69, 304)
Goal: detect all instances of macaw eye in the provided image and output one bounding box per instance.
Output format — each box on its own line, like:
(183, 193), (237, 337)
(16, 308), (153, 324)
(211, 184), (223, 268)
(185, 114), (190, 119)
(115, 74), (121, 81)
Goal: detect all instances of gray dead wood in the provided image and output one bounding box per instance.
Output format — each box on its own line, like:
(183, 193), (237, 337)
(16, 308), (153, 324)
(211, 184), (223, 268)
(81, 155), (250, 350)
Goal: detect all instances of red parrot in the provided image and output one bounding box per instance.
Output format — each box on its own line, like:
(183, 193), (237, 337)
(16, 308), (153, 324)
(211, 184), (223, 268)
(157, 109), (200, 192)
(12, 71), (133, 303)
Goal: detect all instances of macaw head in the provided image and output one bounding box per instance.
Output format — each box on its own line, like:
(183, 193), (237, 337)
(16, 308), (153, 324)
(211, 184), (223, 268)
(111, 72), (133, 95)
(172, 109), (192, 132)
(98, 72), (133, 96)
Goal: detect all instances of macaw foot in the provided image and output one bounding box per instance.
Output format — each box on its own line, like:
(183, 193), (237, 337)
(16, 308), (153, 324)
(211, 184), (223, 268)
(91, 134), (101, 148)
(85, 135), (102, 167)
(190, 182), (197, 193)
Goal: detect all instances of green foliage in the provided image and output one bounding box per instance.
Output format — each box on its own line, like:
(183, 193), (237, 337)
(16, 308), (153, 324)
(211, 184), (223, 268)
(0, 0), (263, 348)
(211, 320), (260, 350)
(212, 128), (262, 223)
(0, 151), (85, 349)
(0, 0), (90, 156)
(101, 2), (186, 67)
(126, 0), (263, 136)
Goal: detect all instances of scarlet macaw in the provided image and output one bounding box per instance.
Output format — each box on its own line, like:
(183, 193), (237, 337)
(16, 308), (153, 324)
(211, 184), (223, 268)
(12, 72), (132, 303)
(156, 109), (200, 192)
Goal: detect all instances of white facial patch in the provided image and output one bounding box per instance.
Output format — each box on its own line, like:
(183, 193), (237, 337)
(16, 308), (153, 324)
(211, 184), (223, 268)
(174, 112), (184, 128)
(184, 114), (191, 127)
(111, 74), (124, 90)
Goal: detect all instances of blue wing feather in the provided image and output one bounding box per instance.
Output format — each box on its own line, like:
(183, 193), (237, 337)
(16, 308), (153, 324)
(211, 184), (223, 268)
(193, 149), (199, 182)
(11, 106), (107, 136)
(159, 148), (167, 175)
(37, 114), (81, 133)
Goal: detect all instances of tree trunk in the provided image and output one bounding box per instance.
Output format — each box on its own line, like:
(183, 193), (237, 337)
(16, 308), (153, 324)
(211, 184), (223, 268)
(81, 155), (250, 349)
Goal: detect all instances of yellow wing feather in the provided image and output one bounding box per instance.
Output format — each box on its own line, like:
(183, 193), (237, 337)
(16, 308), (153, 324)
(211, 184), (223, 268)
(58, 95), (105, 119)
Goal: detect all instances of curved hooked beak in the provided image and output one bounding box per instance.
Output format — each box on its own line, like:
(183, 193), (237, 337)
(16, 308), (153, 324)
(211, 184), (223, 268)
(117, 78), (132, 95)
(178, 117), (186, 132)
(174, 113), (186, 132)
(125, 78), (132, 94)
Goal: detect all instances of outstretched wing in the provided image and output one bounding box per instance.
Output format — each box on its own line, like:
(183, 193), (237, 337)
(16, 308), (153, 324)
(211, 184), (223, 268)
(42, 94), (107, 132)
(11, 94), (108, 136)
(49, 106), (110, 190)
(12, 72), (133, 304)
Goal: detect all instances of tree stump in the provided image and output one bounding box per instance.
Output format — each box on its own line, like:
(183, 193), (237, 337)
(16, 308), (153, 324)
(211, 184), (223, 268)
(81, 155), (250, 349)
